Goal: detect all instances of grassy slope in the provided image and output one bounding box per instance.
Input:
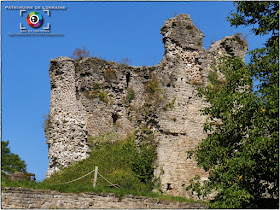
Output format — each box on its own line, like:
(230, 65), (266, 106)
(1, 135), (206, 204)
(44, 137), (149, 192)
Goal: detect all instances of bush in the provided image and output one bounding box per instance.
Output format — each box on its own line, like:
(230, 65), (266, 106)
(127, 88), (135, 103)
(99, 90), (109, 103)
(71, 46), (90, 60)
(145, 74), (161, 94)
(92, 83), (100, 90)
(104, 68), (117, 81)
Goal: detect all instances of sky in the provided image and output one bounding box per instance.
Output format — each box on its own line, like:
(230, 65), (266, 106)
(1, 1), (269, 182)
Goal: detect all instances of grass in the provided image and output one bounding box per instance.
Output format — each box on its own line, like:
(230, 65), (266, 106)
(35, 133), (156, 194)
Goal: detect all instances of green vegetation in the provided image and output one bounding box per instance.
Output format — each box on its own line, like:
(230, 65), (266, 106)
(44, 133), (156, 191)
(1, 133), (204, 204)
(141, 74), (165, 119)
(87, 131), (118, 149)
(163, 97), (176, 111)
(92, 82), (100, 90)
(87, 134), (95, 149)
(144, 74), (162, 95)
(99, 90), (109, 103)
(134, 127), (157, 184)
(169, 97), (176, 110)
(1, 141), (27, 174)
(83, 83), (109, 104)
(126, 88), (135, 103)
(187, 2), (279, 208)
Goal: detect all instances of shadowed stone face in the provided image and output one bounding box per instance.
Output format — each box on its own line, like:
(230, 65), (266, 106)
(45, 14), (247, 198)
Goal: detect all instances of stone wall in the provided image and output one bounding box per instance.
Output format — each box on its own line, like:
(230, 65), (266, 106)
(1, 187), (207, 209)
(45, 14), (247, 197)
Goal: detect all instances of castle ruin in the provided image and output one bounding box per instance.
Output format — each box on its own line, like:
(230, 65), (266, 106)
(45, 14), (247, 197)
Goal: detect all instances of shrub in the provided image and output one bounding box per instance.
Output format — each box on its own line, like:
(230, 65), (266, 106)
(139, 74), (165, 125)
(168, 97), (176, 110)
(127, 88), (135, 103)
(145, 74), (161, 94)
(104, 68), (117, 81)
(92, 83), (100, 90)
(71, 46), (90, 60)
(99, 90), (109, 103)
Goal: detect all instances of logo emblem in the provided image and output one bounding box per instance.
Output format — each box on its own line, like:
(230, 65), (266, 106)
(27, 11), (43, 28)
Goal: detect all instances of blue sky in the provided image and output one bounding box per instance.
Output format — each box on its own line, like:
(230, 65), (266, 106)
(1, 1), (269, 181)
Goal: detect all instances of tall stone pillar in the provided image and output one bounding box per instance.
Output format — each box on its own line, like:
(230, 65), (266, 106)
(45, 57), (90, 177)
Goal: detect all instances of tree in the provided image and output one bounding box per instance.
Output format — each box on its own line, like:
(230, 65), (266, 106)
(1, 140), (27, 174)
(187, 2), (279, 208)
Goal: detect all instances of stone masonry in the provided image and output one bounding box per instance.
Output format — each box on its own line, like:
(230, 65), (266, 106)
(45, 14), (247, 197)
(1, 187), (207, 209)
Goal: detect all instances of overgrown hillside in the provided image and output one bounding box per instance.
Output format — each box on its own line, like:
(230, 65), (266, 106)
(44, 132), (158, 193)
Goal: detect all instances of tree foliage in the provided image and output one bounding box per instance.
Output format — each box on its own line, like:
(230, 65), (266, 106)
(1, 140), (27, 174)
(187, 2), (279, 208)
